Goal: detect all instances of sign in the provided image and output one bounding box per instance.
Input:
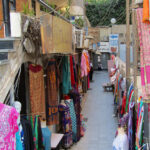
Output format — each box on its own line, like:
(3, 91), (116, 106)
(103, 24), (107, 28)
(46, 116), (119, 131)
(93, 43), (97, 50)
(40, 14), (72, 54)
(98, 42), (110, 53)
(109, 34), (119, 53)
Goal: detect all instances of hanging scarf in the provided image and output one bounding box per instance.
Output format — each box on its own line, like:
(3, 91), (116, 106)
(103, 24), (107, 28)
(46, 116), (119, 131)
(128, 102), (135, 150)
(136, 102), (144, 149)
(125, 83), (134, 112)
(62, 56), (72, 94)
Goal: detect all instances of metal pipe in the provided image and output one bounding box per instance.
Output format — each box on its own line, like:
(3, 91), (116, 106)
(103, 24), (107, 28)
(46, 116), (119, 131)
(36, 0), (80, 29)
(13, 0), (16, 11)
(2, 0), (11, 37)
(10, 0), (16, 11)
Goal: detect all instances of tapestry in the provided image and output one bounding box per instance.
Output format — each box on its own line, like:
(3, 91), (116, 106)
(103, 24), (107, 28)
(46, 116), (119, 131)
(137, 8), (150, 99)
(46, 59), (59, 125)
(29, 64), (46, 120)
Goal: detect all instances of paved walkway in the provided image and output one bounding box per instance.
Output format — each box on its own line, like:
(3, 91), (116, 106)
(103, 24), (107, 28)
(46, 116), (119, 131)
(70, 71), (117, 150)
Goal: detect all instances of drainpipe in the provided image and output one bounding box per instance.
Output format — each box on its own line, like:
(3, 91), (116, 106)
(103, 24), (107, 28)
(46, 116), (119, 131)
(2, 0), (11, 37)
(10, 0), (16, 11)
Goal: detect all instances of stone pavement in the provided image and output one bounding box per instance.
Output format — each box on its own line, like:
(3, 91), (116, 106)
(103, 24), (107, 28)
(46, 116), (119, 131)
(70, 71), (118, 150)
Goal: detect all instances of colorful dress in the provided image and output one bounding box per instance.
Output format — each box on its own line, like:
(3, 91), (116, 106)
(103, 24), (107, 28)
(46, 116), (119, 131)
(0, 103), (19, 150)
(65, 99), (77, 142)
(59, 104), (73, 148)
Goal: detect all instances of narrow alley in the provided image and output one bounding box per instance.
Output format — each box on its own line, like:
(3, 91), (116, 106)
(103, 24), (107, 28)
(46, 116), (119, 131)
(0, 0), (148, 150)
(71, 71), (117, 150)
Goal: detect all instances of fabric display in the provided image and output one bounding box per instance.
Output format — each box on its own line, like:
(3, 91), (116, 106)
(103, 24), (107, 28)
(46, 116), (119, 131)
(81, 50), (90, 78)
(46, 60), (59, 125)
(59, 92), (82, 147)
(59, 103), (73, 148)
(109, 55), (145, 150)
(33, 116), (44, 150)
(128, 102), (136, 150)
(113, 128), (129, 150)
(137, 8), (150, 99)
(70, 56), (76, 88)
(16, 131), (23, 150)
(136, 100), (144, 149)
(20, 116), (51, 150)
(29, 64), (46, 119)
(21, 117), (34, 150)
(64, 98), (77, 142)
(41, 127), (51, 150)
(143, 0), (150, 23)
(125, 83), (134, 113)
(11, 51), (90, 150)
(69, 90), (81, 141)
(62, 56), (72, 95)
(0, 103), (19, 150)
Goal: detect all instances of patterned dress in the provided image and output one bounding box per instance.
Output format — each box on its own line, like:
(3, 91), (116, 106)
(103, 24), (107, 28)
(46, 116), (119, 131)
(65, 99), (77, 142)
(59, 104), (73, 148)
(0, 103), (19, 150)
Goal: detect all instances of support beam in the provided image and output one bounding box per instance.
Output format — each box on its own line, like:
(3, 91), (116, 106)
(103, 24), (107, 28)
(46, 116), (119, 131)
(132, 9), (138, 101)
(126, 0), (130, 87)
(36, 1), (40, 18)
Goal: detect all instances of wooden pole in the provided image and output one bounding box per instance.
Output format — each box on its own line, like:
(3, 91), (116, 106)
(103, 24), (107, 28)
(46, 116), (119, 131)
(132, 8), (138, 101)
(36, 1), (40, 18)
(126, 0), (130, 88)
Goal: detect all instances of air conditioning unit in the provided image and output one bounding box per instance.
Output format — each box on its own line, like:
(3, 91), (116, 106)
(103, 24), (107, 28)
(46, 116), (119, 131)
(75, 29), (83, 48)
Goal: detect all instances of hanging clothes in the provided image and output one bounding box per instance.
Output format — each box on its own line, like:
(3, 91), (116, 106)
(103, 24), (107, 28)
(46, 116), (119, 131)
(119, 113), (129, 129)
(16, 131), (23, 150)
(121, 91), (127, 115)
(62, 56), (72, 95)
(70, 55), (76, 88)
(113, 131), (129, 150)
(21, 117), (34, 150)
(34, 116), (44, 150)
(65, 99), (77, 142)
(41, 127), (51, 150)
(125, 84), (134, 112)
(81, 50), (90, 78)
(143, 0), (150, 23)
(58, 103), (73, 148)
(58, 103), (72, 133)
(136, 101), (144, 149)
(29, 64), (46, 120)
(137, 8), (150, 99)
(46, 60), (59, 125)
(69, 90), (81, 141)
(0, 103), (19, 150)
(128, 102), (135, 150)
(72, 56), (78, 86)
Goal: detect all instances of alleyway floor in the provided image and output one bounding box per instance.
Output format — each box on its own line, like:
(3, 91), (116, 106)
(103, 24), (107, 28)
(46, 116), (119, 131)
(70, 71), (117, 150)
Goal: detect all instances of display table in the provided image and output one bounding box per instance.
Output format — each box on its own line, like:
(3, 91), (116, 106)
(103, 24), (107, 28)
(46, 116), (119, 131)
(51, 133), (64, 150)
